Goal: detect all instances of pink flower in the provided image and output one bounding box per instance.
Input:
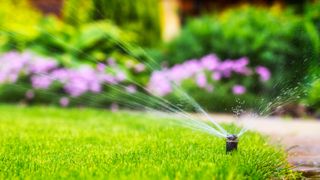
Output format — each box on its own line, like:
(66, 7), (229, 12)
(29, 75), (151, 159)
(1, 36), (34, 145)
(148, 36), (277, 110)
(96, 63), (106, 72)
(232, 85), (246, 95)
(115, 71), (126, 81)
(195, 73), (207, 88)
(125, 85), (137, 94)
(28, 57), (57, 74)
(232, 57), (251, 75)
(31, 75), (53, 89)
(256, 66), (271, 82)
(102, 74), (117, 84)
(200, 54), (219, 70)
(59, 97), (69, 107)
(147, 71), (172, 96)
(134, 63), (146, 73)
(212, 72), (221, 80)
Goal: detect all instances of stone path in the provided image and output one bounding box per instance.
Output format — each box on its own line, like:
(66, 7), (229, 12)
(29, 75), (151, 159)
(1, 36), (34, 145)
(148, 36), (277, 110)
(198, 114), (320, 178)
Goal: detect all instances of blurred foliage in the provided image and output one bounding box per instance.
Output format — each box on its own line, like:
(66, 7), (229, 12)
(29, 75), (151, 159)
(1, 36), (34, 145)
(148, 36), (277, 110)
(1, 0), (320, 113)
(165, 80), (259, 112)
(62, 0), (94, 26)
(0, 11), (148, 71)
(0, 0), (41, 50)
(305, 79), (320, 113)
(28, 17), (138, 67)
(303, 1), (320, 113)
(62, 0), (161, 46)
(157, 6), (318, 94)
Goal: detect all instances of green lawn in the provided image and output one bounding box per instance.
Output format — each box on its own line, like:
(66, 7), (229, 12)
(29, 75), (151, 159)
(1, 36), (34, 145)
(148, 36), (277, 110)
(0, 105), (299, 179)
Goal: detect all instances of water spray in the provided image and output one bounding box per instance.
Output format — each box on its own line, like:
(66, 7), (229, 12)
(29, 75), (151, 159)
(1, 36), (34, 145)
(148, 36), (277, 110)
(226, 134), (238, 153)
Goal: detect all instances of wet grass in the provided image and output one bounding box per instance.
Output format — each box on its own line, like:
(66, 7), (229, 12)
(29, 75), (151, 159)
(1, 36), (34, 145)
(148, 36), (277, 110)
(0, 105), (300, 179)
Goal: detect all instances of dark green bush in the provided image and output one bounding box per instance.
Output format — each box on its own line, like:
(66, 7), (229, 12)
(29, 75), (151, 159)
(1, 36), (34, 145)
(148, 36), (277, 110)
(159, 6), (318, 93)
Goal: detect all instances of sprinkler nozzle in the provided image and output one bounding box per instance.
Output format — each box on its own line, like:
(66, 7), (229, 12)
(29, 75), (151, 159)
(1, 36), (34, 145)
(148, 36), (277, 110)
(226, 134), (238, 153)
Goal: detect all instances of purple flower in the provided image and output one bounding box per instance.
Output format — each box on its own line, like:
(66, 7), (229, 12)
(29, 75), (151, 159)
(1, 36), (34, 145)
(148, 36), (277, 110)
(126, 85), (137, 94)
(200, 54), (219, 70)
(89, 82), (102, 93)
(28, 57), (57, 74)
(0, 52), (28, 83)
(232, 57), (251, 75)
(31, 75), (53, 89)
(115, 71), (126, 81)
(147, 71), (172, 96)
(51, 69), (69, 82)
(195, 73), (207, 88)
(218, 60), (234, 77)
(58, 66), (106, 96)
(183, 59), (202, 74)
(64, 77), (89, 97)
(59, 97), (69, 107)
(232, 85), (246, 95)
(96, 63), (106, 72)
(256, 66), (271, 82)
(101, 74), (117, 84)
(212, 72), (221, 81)
(134, 63), (146, 73)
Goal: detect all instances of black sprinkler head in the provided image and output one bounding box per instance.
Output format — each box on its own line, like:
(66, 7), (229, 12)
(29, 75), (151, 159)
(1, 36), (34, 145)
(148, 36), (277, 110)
(226, 134), (238, 153)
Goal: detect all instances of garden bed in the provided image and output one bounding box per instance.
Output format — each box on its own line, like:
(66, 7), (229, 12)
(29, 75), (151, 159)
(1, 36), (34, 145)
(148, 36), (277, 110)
(0, 105), (299, 179)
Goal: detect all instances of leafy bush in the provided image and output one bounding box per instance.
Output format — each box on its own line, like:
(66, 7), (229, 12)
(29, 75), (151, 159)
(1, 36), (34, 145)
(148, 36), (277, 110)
(30, 17), (139, 66)
(62, 0), (94, 26)
(305, 79), (320, 108)
(62, 0), (161, 46)
(0, 51), (269, 112)
(303, 69), (320, 114)
(159, 6), (318, 94)
(147, 54), (271, 111)
(0, 51), (147, 108)
(0, 0), (153, 70)
(0, 12), (149, 71)
(0, 0), (41, 51)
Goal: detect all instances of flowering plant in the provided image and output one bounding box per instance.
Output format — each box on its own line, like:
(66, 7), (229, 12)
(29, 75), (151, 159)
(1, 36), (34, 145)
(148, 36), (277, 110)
(147, 54), (271, 97)
(0, 51), (271, 111)
(0, 51), (145, 107)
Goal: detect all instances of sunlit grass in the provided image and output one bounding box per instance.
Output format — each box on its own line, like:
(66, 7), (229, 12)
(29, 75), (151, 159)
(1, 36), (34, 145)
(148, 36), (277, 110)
(0, 105), (299, 179)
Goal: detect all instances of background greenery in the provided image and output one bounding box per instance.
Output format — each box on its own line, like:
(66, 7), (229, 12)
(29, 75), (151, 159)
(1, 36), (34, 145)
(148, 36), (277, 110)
(0, 0), (320, 114)
(63, 0), (161, 46)
(156, 6), (318, 91)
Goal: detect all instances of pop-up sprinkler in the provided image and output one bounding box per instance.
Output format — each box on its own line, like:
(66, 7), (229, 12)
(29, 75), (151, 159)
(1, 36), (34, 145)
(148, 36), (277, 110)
(226, 134), (238, 153)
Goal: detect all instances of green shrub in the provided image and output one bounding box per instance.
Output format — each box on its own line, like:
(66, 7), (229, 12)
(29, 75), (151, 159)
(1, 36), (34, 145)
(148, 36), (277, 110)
(62, 0), (94, 26)
(167, 84), (258, 112)
(29, 17), (140, 66)
(159, 6), (317, 93)
(62, 0), (161, 46)
(0, 0), (41, 52)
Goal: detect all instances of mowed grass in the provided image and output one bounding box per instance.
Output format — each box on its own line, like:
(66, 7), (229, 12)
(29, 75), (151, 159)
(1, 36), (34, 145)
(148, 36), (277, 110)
(0, 105), (299, 179)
